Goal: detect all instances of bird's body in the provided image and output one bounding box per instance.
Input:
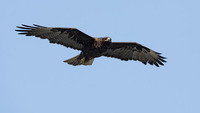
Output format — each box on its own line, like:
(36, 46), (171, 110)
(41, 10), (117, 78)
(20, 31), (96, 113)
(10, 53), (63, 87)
(65, 37), (112, 65)
(16, 24), (166, 67)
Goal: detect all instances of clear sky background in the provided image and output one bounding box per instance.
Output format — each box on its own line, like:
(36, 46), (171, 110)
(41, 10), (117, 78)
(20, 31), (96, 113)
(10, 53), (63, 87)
(1, 0), (200, 113)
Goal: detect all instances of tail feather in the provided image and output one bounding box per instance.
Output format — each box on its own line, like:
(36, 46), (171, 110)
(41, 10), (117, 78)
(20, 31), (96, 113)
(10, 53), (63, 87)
(64, 55), (81, 66)
(64, 55), (94, 66)
(83, 58), (94, 65)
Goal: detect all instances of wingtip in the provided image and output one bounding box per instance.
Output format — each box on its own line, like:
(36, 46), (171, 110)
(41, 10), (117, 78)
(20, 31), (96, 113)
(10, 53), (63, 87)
(33, 24), (45, 27)
(153, 62), (159, 67)
(160, 56), (167, 59)
(21, 24), (29, 27)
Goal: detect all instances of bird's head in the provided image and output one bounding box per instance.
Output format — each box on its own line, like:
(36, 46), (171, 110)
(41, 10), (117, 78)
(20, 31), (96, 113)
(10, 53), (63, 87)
(104, 37), (112, 42)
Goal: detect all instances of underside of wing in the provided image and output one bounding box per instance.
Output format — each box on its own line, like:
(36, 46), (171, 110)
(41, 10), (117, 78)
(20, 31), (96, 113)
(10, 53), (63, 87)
(16, 24), (95, 50)
(102, 42), (166, 67)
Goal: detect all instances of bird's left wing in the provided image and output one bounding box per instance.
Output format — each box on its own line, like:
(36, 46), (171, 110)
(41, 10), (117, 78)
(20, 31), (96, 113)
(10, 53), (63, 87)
(16, 24), (95, 50)
(102, 42), (166, 67)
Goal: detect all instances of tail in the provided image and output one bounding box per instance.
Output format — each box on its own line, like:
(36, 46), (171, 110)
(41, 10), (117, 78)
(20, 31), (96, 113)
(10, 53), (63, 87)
(64, 55), (94, 66)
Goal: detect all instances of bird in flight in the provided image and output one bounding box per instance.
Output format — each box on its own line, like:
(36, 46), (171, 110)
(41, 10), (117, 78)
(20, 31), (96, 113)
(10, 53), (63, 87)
(16, 24), (166, 67)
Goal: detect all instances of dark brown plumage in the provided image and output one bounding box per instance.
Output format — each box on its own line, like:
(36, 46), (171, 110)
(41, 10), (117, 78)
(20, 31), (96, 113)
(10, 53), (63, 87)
(16, 24), (166, 67)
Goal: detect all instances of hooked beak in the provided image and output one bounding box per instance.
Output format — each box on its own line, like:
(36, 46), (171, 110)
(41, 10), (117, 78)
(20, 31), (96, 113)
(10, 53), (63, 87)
(105, 37), (111, 42)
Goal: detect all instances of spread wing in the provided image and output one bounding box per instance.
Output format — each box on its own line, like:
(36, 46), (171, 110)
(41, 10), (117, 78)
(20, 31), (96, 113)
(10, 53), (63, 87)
(16, 24), (95, 50)
(102, 42), (166, 67)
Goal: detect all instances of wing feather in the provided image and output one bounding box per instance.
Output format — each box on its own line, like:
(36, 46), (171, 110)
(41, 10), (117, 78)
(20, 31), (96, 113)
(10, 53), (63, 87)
(102, 42), (166, 67)
(16, 24), (95, 50)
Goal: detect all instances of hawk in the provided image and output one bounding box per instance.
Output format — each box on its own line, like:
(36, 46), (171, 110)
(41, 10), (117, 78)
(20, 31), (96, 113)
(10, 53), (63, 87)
(16, 24), (166, 67)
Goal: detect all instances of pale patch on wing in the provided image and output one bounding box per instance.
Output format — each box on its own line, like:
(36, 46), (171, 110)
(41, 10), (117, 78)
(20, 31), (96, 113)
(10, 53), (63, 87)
(132, 51), (139, 61)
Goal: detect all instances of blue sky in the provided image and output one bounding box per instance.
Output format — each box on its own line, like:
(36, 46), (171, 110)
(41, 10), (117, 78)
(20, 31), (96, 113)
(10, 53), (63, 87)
(1, 0), (200, 113)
